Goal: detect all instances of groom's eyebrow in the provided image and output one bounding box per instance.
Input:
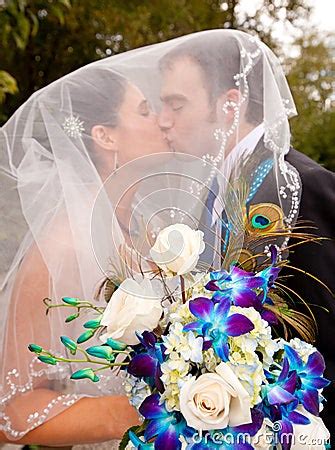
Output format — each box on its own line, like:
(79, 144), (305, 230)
(160, 94), (187, 103)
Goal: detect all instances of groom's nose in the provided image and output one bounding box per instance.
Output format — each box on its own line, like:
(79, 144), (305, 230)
(158, 107), (174, 131)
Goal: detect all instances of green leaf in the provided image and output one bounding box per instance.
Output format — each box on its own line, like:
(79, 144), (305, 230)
(49, 5), (65, 26)
(106, 337), (128, 351)
(71, 368), (99, 382)
(83, 318), (101, 329)
(17, 14), (30, 43)
(65, 312), (79, 323)
(77, 329), (95, 344)
(28, 10), (39, 37)
(28, 344), (43, 354)
(86, 345), (115, 361)
(58, 0), (72, 9)
(0, 70), (18, 103)
(60, 336), (77, 353)
(62, 296), (80, 306)
(38, 355), (57, 365)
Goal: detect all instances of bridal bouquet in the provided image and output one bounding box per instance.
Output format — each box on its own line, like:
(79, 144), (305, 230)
(30, 224), (330, 449)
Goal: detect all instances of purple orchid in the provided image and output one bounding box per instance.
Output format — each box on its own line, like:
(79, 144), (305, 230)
(139, 394), (194, 450)
(261, 346), (330, 450)
(205, 267), (264, 306)
(283, 345), (330, 416)
(183, 297), (254, 361)
(234, 292), (278, 326)
(128, 331), (165, 392)
(256, 265), (281, 301)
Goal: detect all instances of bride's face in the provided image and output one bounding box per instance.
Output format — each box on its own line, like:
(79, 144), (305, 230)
(114, 83), (169, 166)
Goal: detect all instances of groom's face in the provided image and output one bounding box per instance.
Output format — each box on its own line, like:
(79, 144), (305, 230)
(159, 57), (218, 157)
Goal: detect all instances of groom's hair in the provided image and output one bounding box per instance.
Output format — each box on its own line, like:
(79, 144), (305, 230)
(160, 33), (263, 125)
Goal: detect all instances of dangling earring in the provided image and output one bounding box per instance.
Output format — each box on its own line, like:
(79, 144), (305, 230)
(113, 150), (119, 171)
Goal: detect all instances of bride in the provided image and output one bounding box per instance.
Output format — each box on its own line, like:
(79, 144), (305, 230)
(0, 62), (168, 447)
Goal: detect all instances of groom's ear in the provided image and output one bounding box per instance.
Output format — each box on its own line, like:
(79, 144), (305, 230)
(216, 88), (242, 122)
(91, 125), (118, 151)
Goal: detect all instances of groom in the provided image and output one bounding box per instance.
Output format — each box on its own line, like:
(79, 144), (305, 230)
(158, 34), (335, 437)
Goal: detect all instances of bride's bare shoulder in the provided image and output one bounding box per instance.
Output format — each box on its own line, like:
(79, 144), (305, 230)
(17, 213), (78, 281)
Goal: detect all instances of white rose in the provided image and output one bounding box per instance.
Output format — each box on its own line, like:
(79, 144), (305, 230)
(179, 362), (252, 431)
(150, 224), (205, 277)
(100, 278), (163, 345)
(291, 406), (330, 450)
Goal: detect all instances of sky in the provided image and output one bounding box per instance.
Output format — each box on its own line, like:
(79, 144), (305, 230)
(239, 0), (335, 33)
(310, 0), (335, 33)
(238, 0), (335, 56)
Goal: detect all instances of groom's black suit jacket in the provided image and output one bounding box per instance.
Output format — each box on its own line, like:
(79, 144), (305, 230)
(252, 147), (335, 437)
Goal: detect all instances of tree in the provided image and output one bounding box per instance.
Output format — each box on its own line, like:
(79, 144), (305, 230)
(0, 0), (70, 119)
(0, 0), (312, 123)
(286, 33), (335, 171)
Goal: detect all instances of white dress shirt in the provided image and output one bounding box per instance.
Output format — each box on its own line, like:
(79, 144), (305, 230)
(211, 123), (265, 226)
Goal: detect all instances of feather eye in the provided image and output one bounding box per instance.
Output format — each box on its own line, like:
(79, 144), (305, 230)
(246, 203), (284, 234)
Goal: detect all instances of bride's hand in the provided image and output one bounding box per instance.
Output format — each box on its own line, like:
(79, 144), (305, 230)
(106, 395), (141, 439)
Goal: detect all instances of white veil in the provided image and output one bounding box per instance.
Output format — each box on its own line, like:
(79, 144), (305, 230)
(0, 29), (301, 440)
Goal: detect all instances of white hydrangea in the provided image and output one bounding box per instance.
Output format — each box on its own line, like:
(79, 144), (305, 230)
(162, 322), (203, 363)
(289, 337), (317, 363)
(184, 272), (210, 298)
(160, 320), (204, 411)
(160, 351), (191, 410)
(202, 348), (221, 373)
(227, 358), (265, 406)
(167, 299), (195, 326)
(229, 306), (280, 369)
(123, 375), (151, 409)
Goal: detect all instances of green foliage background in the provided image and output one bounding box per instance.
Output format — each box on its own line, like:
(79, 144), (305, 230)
(0, 0), (334, 170)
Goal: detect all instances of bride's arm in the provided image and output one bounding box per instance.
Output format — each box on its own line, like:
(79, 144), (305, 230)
(1, 238), (140, 445)
(0, 394), (140, 445)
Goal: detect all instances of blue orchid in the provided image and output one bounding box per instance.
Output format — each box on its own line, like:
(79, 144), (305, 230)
(128, 430), (154, 449)
(232, 290), (278, 326)
(262, 359), (308, 447)
(205, 267), (264, 306)
(183, 297), (254, 361)
(283, 345), (330, 416)
(256, 246), (281, 300)
(256, 265), (280, 301)
(128, 331), (165, 392)
(261, 346), (330, 450)
(264, 357), (298, 405)
(139, 393), (194, 450)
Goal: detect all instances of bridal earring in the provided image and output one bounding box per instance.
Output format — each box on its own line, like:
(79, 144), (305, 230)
(113, 150), (119, 171)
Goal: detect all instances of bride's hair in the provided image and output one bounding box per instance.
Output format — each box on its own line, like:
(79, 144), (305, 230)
(65, 67), (127, 134)
(29, 67), (127, 162)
